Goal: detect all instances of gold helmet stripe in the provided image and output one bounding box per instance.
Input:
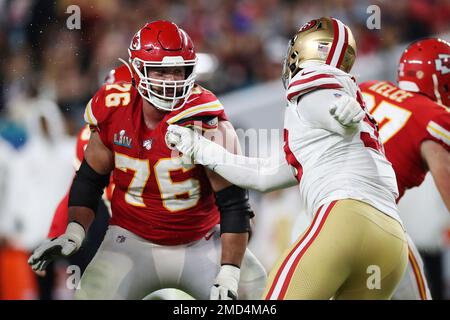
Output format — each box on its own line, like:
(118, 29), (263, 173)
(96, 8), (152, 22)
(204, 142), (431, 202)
(326, 18), (349, 70)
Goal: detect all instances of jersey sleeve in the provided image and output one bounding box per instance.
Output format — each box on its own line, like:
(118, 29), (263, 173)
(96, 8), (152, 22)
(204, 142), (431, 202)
(423, 108), (450, 152)
(296, 88), (357, 136)
(166, 86), (228, 131)
(83, 83), (133, 148)
(84, 87), (108, 128)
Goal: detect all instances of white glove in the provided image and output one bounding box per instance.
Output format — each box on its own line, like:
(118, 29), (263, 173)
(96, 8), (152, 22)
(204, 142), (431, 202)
(165, 125), (202, 159)
(28, 222), (85, 272)
(210, 265), (240, 300)
(329, 95), (365, 127)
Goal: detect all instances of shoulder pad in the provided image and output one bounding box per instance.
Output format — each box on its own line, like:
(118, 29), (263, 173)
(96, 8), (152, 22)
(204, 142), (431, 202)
(166, 85), (227, 128)
(424, 103), (450, 150)
(84, 83), (135, 127)
(287, 68), (343, 102)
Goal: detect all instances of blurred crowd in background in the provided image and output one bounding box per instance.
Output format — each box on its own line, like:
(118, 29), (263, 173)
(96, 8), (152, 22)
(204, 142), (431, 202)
(0, 0), (450, 300)
(1, 0), (450, 132)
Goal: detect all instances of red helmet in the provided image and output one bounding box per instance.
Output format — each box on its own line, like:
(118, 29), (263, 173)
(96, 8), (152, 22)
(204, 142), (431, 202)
(104, 64), (132, 84)
(128, 20), (197, 111)
(398, 38), (450, 106)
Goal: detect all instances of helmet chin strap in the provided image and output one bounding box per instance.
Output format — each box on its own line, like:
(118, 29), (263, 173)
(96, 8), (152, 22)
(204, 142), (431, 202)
(138, 87), (181, 111)
(149, 95), (180, 111)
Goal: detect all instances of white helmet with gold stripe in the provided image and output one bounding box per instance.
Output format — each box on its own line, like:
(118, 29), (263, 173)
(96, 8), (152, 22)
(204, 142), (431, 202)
(282, 17), (357, 89)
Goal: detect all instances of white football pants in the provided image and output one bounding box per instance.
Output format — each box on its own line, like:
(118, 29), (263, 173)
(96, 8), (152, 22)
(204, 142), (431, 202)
(75, 225), (267, 300)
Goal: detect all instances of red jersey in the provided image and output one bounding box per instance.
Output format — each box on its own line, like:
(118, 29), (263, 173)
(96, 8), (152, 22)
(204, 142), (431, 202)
(360, 80), (450, 200)
(84, 83), (227, 245)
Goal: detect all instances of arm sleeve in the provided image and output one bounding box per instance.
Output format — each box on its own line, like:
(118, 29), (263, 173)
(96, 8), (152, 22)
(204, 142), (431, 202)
(424, 112), (450, 152)
(297, 89), (359, 136)
(194, 137), (298, 192)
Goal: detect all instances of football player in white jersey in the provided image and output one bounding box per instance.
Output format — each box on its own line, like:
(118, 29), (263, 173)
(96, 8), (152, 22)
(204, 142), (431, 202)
(166, 17), (408, 299)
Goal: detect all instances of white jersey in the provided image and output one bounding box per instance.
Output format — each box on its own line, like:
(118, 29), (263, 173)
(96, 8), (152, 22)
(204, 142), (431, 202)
(284, 63), (401, 224)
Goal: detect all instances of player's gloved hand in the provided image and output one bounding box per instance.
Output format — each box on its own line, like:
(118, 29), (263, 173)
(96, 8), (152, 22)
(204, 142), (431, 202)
(329, 95), (365, 127)
(210, 265), (240, 300)
(28, 222), (85, 272)
(166, 124), (202, 158)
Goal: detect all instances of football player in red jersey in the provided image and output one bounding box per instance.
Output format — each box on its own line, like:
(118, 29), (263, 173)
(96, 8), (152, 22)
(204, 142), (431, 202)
(360, 38), (450, 300)
(28, 21), (266, 300)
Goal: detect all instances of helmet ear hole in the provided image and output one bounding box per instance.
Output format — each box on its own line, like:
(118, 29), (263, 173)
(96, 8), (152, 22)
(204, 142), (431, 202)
(289, 63), (296, 73)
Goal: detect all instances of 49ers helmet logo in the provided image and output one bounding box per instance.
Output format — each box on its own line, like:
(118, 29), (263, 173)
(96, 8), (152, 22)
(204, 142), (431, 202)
(298, 20), (317, 33)
(130, 30), (141, 51)
(435, 54), (450, 75)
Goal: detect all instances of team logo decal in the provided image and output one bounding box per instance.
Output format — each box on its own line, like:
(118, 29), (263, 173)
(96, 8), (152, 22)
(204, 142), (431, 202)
(116, 235), (126, 243)
(143, 139), (153, 150)
(435, 54), (450, 75)
(114, 130), (132, 148)
(298, 19), (317, 33)
(130, 30), (141, 51)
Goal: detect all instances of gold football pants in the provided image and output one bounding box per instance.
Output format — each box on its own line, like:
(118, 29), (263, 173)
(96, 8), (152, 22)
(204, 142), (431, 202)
(264, 199), (408, 300)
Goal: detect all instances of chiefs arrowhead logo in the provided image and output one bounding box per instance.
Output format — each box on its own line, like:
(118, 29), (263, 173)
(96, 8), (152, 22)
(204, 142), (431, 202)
(130, 30), (141, 51)
(435, 54), (450, 75)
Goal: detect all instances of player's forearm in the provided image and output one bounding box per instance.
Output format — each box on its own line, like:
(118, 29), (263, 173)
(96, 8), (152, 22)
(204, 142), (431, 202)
(220, 233), (248, 267)
(197, 138), (297, 192)
(66, 131), (113, 233)
(213, 155), (297, 192)
(68, 207), (96, 233)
